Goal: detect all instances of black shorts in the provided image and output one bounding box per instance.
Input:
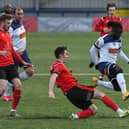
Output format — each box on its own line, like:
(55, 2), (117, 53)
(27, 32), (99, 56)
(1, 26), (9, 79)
(0, 65), (19, 82)
(66, 86), (94, 110)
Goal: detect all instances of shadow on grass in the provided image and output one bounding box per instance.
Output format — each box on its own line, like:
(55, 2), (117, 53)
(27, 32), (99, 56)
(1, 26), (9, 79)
(6, 114), (129, 120)
(7, 114), (68, 120)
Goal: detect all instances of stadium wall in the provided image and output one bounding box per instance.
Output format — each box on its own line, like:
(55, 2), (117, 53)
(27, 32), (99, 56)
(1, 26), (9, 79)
(23, 17), (129, 32)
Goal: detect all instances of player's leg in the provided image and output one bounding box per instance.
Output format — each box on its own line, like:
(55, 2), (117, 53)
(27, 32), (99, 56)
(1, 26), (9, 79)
(6, 65), (22, 117)
(19, 50), (34, 80)
(0, 79), (7, 96)
(108, 63), (129, 100)
(92, 77), (114, 89)
(99, 73), (105, 80)
(20, 65), (34, 80)
(10, 78), (22, 117)
(2, 50), (34, 101)
(96, 62), (115, 89)
(2, 60), (19, 101)
(66, 86), (97, 119)
(0, 69), (8, 96)
(74, 104), (97, 119)
(2, 81), (13, 101)
(93, 89), (129, 117)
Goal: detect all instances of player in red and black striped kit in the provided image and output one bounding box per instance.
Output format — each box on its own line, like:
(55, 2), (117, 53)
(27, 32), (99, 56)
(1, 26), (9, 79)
(49, 46), (129, 119)
(0, 14), (32, 117)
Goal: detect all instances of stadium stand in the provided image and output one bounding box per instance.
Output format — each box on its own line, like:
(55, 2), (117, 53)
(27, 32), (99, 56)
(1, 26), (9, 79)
(0, 0), (129, 17)
(0, 0), (129, 32)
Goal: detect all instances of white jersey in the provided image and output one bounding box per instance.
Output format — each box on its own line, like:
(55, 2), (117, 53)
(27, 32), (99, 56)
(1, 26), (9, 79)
(94, 34), (122, 63)
(9, 20), (26, 51)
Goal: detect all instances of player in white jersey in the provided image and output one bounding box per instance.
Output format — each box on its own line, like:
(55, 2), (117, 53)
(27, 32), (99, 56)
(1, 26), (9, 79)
(2, 8), (34, 101)
(90, 21), (129, 101)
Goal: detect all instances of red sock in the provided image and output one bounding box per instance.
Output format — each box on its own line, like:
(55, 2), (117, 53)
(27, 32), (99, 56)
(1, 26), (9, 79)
(101, 96), (118, 111)
(100, 73), (105, 77)
(0, 94), (2, 97)
(77, 109), (94, 118)
(12, 90), (21, 110)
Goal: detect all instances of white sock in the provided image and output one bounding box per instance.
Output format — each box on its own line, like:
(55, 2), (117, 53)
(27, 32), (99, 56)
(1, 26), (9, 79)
(11, 109), (16, 112)
(116, 108), (124, 114)
(98, 80), (114, 90)
(74, 114), (79, 119)
(116, 73), (127, 94)
(3, 81), (13, 96)
(19, 71), (29, 80)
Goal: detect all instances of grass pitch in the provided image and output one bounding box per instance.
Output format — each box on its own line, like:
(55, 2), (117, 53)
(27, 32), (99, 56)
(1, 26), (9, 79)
(0, 32), (129, 129)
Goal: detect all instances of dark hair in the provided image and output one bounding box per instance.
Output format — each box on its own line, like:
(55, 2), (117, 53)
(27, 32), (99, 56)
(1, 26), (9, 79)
(15, 8), (24, 13)
(0, 14), (12, 22)
(106, 3), (116, 11)
(107, 21), (123, 39)
(54, 46), (67, 59)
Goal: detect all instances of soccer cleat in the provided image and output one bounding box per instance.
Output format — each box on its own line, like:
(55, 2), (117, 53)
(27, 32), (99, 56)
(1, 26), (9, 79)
(68, 113), (78, 120)
(2, 96), (13, 101)
(9, 110), (21, 117)
(122, 92), (129, 101)
(119, 109), (129, 118)
(91, 77), (98, 88)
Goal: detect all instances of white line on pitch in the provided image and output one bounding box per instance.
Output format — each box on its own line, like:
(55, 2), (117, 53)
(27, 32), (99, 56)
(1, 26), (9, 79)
(34, 73), (129, 76)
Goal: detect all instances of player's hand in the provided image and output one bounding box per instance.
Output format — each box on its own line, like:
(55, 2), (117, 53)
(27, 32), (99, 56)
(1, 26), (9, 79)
(0, 50), (10, 56)
(22, 61), (32, 67)
(48, 91), (55, 99)
(89, 62), (94, 68)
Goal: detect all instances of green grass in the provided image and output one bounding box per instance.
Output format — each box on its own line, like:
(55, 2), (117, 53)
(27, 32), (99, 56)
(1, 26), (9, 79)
(0, 32), (129, 129)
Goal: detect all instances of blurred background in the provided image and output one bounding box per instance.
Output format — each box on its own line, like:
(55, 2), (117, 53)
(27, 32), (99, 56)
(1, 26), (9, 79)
(0, 0), (129, 32)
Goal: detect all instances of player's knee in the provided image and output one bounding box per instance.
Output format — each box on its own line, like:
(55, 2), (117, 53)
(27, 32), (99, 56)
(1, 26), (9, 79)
(97, 92), (106, 100)
(109, 64), (123, 76)
(13, 79), (22, 90)
(25, 66), (35, 76)
(111, 79), (121, 91)
(93, 89), (106, 99)
(89, 104), (98, 114)
(0, 84), (6, 94)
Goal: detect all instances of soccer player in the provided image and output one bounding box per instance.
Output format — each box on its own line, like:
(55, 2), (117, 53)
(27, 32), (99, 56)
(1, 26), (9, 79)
(2, 8), (34, 101)
(48, 46), (129, 119)
(1, 4), (13, 15)
(90, 3), (121, 80)
(90, 21), (129, 101)
(94, 3), (121, 37)
(0, 14), (31, 116)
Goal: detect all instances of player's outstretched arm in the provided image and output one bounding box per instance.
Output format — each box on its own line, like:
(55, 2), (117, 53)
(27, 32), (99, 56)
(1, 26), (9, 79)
(90, 45), (98, 66)
(48, 73), (58, 99)
(118, 50), (129, 63)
